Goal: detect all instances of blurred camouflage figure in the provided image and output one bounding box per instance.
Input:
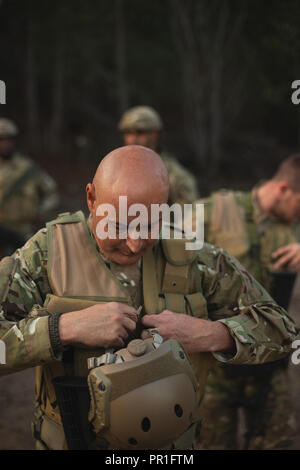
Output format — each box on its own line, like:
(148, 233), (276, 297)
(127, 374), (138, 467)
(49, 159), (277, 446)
(0, 146), (297, 450)
(192, 154), (300, 450)
(118, 106), (199, 206)
(0, 118), (59, 240)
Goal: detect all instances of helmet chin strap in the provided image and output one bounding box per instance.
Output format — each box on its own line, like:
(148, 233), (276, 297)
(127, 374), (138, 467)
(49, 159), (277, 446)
(87, 328), (163, 369)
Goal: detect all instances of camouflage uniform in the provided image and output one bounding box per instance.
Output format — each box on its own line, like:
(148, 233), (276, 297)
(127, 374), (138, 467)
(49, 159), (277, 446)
(0, 209), (297, 450)
(161, 152), (198, 206)
(0, 153), (59, 237)
(194, 188), (298, 449)
(118, 106), (199, 206)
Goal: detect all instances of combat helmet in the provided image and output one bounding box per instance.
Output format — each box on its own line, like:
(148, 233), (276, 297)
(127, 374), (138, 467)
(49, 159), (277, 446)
(87, 329), (199, 450)
(118, 106), (163, 132)
(0, 118), (18, 138)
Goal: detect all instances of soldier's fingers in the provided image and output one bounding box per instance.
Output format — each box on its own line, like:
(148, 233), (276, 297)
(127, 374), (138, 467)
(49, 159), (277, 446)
(124, 310), (138, 322)
(273, 252), (294, 269)
(110, 336), (125, 349)
(121, 316), (137, 332)
(141, 314), (160, 328)
(272, 245), (291, 258)
(161, 309), (177, 316)
(287, 255), (300, 270)
(116, 324), (131, 340)
(141, 329), (152, 340)
(117, 304), (137, 321)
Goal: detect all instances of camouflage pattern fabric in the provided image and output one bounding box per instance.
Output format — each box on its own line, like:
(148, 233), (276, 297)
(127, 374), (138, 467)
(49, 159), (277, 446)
(118, 106), (163, 132)
(0, 215), (298, 452)
(0, 153), (59, 237)
(161, 152), (199, 206)
(194, 188), (298, 450)
(197, 362), (295, 450)
(0, 215), (297, 373)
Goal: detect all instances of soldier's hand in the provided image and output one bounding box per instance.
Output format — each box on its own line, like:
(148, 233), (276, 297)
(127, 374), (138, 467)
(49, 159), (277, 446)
(59, 302), (137, 349)
(272, 243), (300, 272)
(141, 310), (235, 354)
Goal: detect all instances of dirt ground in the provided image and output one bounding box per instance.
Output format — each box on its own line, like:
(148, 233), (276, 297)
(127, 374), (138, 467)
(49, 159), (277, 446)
(1, 277), (300, 450)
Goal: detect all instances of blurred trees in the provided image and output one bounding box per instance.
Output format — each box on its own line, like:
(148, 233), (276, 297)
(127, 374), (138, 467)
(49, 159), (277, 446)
(1, 0), (300, 192)
(169, 0), (250, 173)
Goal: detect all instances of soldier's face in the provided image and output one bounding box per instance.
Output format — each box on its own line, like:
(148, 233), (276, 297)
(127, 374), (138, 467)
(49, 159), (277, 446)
(276, 188), (300, 222)
(94, 213), (160, 265)
(87, 183), (166, 265)
(0, 138), (15, 159)
(122, 131), (159, 152)
(284, 191), (300, 222)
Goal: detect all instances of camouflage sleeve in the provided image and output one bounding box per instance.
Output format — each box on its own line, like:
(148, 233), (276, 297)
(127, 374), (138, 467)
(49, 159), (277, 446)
(162, 154), (199, 206)
(36, 168), (60, 218)
(198, 244), (298, 365)
(0, 228), (58, 376)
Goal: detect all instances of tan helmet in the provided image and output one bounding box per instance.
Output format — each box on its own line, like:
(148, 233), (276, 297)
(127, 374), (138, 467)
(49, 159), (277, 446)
(87, 330), (199, 450)
(0, 118), (18, 138)
(118, 106), (163, 132)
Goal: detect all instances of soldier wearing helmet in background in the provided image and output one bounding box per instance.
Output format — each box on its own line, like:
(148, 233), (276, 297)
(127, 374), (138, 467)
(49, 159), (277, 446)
(118, 106), (199, 206)
(0, 117), (59, 242)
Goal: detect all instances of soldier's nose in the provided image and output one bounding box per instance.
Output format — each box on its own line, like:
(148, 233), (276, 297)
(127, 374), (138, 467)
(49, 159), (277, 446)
(124, 134), (138, 146)
(126, 237), (144, 254)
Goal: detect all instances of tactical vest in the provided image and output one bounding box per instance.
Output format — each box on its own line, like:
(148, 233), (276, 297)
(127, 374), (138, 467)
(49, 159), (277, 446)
(33, 211), (214, 450)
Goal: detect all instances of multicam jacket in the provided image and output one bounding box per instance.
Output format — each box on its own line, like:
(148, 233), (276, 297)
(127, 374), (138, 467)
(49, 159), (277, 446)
(161, 152), (199, 206)
(0, 212), (297, 377)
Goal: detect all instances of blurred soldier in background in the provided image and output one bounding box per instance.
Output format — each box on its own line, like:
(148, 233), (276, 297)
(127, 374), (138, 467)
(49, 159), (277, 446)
(0, 118), (59, 247)
(191, 154), (300, 450)
(118, 106), (199, 206)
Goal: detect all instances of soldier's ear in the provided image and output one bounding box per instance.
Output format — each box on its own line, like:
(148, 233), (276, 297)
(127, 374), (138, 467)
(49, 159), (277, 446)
(277, 181), (292, 199)
(86, 183), (96, 213)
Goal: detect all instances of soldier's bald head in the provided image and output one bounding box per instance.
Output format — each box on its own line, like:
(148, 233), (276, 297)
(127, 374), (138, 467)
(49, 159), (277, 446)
(87, 146), (169, 264)
(93, 145), (169, 206)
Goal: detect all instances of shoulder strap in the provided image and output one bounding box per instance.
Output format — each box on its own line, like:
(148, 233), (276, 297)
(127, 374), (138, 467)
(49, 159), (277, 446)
(46, 210), (84, 226)
(142, 235), (199, 316)
(142, 248), (165, 314)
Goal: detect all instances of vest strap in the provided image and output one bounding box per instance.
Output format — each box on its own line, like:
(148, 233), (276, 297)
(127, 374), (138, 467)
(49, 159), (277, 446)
(142, 249), (165, 314)
(164, 293), (185, 313)
(162, 262), (190, 294)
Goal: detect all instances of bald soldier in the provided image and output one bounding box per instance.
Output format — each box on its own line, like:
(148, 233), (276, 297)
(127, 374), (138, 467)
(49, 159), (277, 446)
(118, 106), (199, 206)
(0, 145), (298, 450)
